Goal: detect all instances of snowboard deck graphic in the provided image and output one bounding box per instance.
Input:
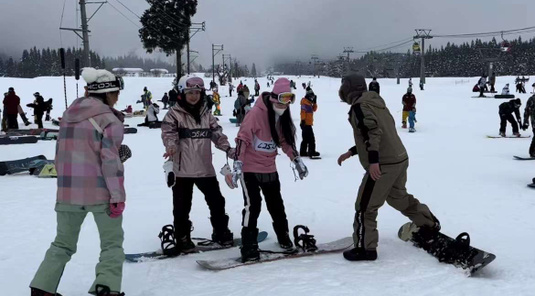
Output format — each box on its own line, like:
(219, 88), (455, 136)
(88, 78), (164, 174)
(513, 156), (535, 160)
(398, 222), (495, 275)
(196, 237), (353, 271)
(0, 155), (48, 176)
(487, 135), (530, 139)
(125, 231), (268, 263)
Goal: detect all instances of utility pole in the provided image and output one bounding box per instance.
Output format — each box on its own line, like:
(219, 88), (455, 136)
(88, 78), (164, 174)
(413, 29), (433, 84)
(187, 22), (205, 74)
(343, 47), (354, 74)
(222, 54), (232, 82)
(60, 0), (107, 67)
(311, 55), (319, 77)
(212, 44), (224, 85)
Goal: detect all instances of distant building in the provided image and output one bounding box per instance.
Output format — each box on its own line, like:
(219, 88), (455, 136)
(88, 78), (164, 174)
(150, 68), (169, 77)
(112, 68), (144, 77)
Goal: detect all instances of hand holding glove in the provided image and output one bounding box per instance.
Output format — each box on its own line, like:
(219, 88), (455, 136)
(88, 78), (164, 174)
(109, 202), (125, 218)
(163, 160), (176, 188)
(231, 160), (243, 188)
(293, 157), (308, 180)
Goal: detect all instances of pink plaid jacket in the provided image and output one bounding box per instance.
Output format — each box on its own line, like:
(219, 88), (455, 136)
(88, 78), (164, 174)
(55, 96), (125, 206)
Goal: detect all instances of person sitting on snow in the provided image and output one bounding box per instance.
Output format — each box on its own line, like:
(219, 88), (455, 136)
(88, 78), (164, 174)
(137, 103), (160, 127)
(502, 84), (510, 95)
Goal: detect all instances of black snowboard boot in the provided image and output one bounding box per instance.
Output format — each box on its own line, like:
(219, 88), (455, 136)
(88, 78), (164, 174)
(176, 221), (195, 253)
(273, 221), (294, 250)
(309, 151), (321, 157)
(95, 284), (125, 296)
(210, 215), (234, 246)
(240, 227), (260, 262)
(343, 247), (377, 261)
(30, 288), (63, 296)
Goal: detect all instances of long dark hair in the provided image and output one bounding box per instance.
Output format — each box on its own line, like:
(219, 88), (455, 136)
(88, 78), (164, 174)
(89, 92), (115, 107)
(263, 95), (297, 150)
(177, 89), (206, 124)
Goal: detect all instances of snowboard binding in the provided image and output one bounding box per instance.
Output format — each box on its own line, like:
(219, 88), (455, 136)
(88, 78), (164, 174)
(293, 225), (318, 252)
(95, 284), (124, 296)
(158, 224), (179, 257)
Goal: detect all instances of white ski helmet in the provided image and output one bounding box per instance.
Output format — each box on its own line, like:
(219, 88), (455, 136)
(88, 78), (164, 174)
(177, 75), (205, 93)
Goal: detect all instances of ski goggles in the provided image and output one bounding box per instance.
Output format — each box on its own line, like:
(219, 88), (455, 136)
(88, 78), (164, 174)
(272, 92), (295, 105)
(184, 77), (205, 91)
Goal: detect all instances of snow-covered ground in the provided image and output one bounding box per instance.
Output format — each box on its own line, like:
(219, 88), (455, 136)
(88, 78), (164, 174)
(1, 74), (534, 295)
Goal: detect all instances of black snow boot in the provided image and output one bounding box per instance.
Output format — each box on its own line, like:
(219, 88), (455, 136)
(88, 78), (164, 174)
(95, 284), (125, 296)
(175, 221), (195, 253)
(240, 227), (260, 262)
(30, 288), (63, 296)
(211, 215), (234, 246)
(309, 151), (321, 157)
(343, 248), (377, 261)
(273, 221), (294, 250)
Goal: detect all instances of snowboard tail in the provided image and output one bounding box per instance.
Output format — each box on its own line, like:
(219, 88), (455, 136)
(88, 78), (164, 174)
(398, 222), (495, 275)
(487, 135), (530, 139)
(125, 231), (268, 263)
(196, 237), (353, 271)
(513, 155), (535, 160)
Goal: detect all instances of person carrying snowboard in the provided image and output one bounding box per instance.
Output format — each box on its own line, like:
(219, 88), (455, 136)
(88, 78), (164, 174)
(161, 75), (235, 255)
(368, 77), (380, 94)
(523, 94), (535, 156)
(499, 98), (523, 137)
(30, 68), (128, 296)
(299, 87), (320, 158)
(26, 92), (47, 129)
(402, 87), (417, 132)
(230, 77), (309, 263)
(337, 73), (440, 261)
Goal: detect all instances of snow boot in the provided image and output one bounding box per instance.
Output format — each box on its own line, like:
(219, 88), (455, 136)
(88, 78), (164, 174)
(30, 288), (62, 296)
(273, 221), (294, 250)
(402, 121), (407, 129)
(211, 215), (234, 247)
(409, 127), (416, 133)
(299, 151), (309, 157)
(158, 224), (179, 256)
(343, 248), (377, 261)
(175, 221), (195, 253)
(514, 132), (521, 137)
(95, 284), (125, 296)
(499, 131), (506, 137)
(240, 227), (260, 262)
(309, 151), (321, 157)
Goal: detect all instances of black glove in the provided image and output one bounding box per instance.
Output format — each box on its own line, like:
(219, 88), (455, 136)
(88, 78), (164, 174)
(119, 144), (132, 163)
(523, 123), (529, 131)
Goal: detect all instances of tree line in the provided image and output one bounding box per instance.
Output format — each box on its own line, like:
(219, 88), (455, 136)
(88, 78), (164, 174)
(0, 47), (175, 78)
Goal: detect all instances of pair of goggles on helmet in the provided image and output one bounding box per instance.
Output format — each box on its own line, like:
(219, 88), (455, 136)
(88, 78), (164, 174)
(273, 92), (295, 104)
(184, 77), (204, 92)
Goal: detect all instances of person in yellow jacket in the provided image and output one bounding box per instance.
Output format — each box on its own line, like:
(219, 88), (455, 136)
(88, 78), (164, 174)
(299, 87), (320, 158)
(212, 88), (222, 116)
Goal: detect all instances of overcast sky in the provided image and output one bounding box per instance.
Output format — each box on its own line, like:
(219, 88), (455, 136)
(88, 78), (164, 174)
(1, 0), (535, 71)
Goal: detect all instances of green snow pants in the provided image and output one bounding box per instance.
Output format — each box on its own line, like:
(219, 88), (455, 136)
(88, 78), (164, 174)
(30, 203), (124, 295)
(353, 159), (438, 250)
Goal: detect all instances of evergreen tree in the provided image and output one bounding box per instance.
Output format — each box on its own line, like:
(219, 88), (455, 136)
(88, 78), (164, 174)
(251, 63), (257, 77)
(139, 0), (198, 77)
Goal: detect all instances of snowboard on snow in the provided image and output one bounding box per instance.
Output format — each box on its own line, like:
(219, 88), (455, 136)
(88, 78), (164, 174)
(196, 237), (353, 271)
(0, 155), (48, 176)
(398, 222), (495, 275)
(487, 135), (531, 139)
(0, 135), (39, 145)
(125, 231), (268, 263)
(229, 118), (237, 123)
(124, 127), (137, 134)
(513, 156), (535, 160)
(494, 94), (515, 99)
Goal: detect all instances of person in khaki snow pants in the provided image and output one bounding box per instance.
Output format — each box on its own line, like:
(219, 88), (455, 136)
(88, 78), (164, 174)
(30, 68), (128, 296)
(337, 73), (440, 261)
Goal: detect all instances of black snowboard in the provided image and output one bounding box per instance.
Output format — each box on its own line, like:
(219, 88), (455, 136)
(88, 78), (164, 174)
(513, 156), (535, 160)
(196, 236), (353, 271)
(124, 127), (137, 134)
(398, 222), (495, 275)
(494, 94), (515, 99)
(125, 231), (268, 263)
(0, 155), (48, 176)
(0, 136), (39, 145)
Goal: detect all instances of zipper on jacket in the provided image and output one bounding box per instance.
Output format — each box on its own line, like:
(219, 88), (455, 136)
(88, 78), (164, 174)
(178, 152), (182, 171)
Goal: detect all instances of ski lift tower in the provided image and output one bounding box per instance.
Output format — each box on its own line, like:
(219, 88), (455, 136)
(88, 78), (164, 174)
(413, 29), (433, 84)
(477, 47), (501, 77)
